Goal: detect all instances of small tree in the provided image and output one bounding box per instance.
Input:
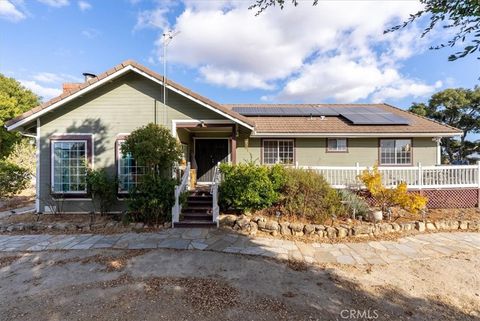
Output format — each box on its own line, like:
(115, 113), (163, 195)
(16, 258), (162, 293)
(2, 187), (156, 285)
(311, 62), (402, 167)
(0, 160), (30, 200)
(86, 168), (116, 221)
(359, 165), (428, 220)
(121, 123), (182, 174)
(121, 123), (182, 226)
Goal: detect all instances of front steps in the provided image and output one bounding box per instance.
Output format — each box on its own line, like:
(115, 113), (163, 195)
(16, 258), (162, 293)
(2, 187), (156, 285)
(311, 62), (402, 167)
(174, 189), (217, 228)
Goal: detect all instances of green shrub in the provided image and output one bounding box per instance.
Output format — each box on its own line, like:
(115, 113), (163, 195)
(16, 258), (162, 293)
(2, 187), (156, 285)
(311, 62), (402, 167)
(338, 189), (370, 219)
(121, 123), (182, 226)
(219, 162), (285, 212)
(0, 160), (30, 199)
(128, 175), (176, 226)
(280, 168), (344, 224)
(86, 168), (117, 215)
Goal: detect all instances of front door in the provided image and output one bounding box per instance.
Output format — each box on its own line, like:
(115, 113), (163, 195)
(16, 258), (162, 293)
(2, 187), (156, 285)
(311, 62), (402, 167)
(195, 139), (229, 183)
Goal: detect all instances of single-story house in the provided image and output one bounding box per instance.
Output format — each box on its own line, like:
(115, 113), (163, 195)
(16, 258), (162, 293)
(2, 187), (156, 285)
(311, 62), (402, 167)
(6, 60), (462, 215)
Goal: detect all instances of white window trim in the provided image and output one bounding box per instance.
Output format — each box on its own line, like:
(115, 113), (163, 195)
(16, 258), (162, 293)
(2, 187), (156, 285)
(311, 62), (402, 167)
(379, 138), (413, 166)
(327, 138), (348, 152)
(50, 139), (88, 194)
(262, 139), (295, 165)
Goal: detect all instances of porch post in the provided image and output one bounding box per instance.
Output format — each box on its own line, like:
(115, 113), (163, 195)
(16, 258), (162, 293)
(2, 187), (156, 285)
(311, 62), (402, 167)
(231, 126), (237, 164)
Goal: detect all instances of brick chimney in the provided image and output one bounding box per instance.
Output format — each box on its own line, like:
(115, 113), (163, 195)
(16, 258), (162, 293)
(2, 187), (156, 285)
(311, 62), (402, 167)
(62, 83), (82, 93)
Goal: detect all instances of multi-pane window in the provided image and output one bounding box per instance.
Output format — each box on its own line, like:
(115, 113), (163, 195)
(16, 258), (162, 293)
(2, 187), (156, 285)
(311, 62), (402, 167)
(52, 141), (87, 193)
(327, 138), (348, 152)
(117, 141), (145, 193)
(263, 139), (294, 165)
(380, 139), (412, 165)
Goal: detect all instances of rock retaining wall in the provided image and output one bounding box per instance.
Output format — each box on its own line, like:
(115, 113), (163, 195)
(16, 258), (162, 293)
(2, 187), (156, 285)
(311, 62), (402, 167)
(220, 214), (480, 239)
(0, 221), (169, 233)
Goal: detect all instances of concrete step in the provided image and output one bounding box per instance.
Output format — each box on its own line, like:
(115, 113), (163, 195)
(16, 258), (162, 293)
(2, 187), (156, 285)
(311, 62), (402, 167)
(174, 220), (217, 228)
(182, 213), (213, 221)
(182, 207), (212, 214)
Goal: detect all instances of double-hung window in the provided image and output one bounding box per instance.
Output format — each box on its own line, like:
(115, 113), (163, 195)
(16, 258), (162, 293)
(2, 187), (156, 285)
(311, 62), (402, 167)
(327, 138), (348, 152)
(51, 139), (90, 194)
(117, 140), (144, 193)
(262, 139), (294, 165)
(379, 139), (412, 165)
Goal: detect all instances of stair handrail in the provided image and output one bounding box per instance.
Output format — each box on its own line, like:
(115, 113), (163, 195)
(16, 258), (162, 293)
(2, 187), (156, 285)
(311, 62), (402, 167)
(172, 162), (191, 227)
(210, 162), (221, 227)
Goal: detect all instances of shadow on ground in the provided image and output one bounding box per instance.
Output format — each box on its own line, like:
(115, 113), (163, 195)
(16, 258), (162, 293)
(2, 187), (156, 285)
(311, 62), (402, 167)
(0, 248), (478, 321)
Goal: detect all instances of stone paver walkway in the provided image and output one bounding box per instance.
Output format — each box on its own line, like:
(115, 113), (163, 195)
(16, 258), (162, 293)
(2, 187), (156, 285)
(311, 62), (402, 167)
(0, 204), (35, 219)
(0, 230), (479, 265)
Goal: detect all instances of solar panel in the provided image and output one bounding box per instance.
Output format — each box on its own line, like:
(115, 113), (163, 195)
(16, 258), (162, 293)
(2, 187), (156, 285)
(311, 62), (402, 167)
(341, 113), (410, 125)
(231, 106), (410, 125)
(231, 106), (340, 116)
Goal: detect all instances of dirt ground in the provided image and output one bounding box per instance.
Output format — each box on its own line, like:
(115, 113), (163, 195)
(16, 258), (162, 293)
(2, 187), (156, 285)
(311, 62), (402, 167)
(0, 249), (479, 321)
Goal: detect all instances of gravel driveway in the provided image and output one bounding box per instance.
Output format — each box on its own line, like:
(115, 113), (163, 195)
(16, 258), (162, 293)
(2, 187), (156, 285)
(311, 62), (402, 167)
(0, 248), (479, 321)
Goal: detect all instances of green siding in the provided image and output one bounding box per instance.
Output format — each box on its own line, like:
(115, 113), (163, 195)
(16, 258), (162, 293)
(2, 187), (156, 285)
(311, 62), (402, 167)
(37, 71), (227, 212)
(235, 137), (438, 167)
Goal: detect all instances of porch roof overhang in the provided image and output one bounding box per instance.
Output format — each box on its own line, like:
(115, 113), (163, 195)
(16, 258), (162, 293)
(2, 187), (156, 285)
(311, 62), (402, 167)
(5, 60), (255, 132)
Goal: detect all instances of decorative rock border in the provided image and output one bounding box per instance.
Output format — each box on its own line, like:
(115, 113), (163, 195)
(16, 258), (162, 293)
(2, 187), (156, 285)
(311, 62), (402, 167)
(220, 214), (480, 239)
(0, 221), (171, 234)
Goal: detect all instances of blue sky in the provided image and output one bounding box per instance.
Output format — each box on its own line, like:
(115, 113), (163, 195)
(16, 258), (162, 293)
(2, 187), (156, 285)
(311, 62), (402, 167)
(0, 0), (478, 111)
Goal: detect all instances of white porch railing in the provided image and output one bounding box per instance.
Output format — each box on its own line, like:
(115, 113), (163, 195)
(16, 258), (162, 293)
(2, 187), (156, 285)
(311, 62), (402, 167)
(210, 162), (221, 227)
(299, 162), (480, 189)
(172, 162), (190, 227)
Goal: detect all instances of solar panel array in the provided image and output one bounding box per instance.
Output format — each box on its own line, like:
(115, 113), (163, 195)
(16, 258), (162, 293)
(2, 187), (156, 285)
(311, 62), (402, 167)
(231, 106), (410, 125)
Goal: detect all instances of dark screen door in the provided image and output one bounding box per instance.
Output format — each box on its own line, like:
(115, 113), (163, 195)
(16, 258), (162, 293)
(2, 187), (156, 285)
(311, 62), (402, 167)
(195, 139), (229, 182)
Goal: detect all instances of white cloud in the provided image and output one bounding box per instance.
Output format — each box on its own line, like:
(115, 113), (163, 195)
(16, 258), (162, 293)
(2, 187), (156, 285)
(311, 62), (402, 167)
(78, 1), (91, 11)
(139, 0), (443, 103)
(22, 72), (82, 100)
(19, 80), (62, 100)
(0, 0), (26, 22)
(135, 7), (170, 30)
(32, 72), (82, 84)
(81, 28), (100, 39)
(37, 0), (69, 8)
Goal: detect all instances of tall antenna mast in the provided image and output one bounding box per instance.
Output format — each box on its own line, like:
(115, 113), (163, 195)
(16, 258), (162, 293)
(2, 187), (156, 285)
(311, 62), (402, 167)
(162, 30), (180, 125)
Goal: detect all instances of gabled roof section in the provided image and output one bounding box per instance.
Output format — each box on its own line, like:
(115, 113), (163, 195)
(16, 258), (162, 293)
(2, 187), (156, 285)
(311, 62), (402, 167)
(6, 60), (255, 130)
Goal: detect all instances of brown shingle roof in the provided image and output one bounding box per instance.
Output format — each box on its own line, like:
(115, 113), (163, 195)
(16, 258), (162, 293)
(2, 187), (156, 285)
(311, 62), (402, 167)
(6, 61), (461, 136)
(224, 103), (461, 135)
(6, 60), (254, 129)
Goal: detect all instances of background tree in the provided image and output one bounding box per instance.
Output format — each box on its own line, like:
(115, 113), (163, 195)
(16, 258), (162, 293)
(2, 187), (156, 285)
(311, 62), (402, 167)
(387, 0), (480, 62)
(409, 87), (480, 163)
(0, 74), (40, 159)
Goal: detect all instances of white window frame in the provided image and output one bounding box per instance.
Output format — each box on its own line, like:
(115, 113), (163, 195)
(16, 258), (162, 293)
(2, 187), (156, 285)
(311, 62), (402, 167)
(262, 139), (295, 165)
(117, 140), (144, 194)
(327, 138), (348, 152)
(379, 138), (413, 165)
(51, 139), (88, 194)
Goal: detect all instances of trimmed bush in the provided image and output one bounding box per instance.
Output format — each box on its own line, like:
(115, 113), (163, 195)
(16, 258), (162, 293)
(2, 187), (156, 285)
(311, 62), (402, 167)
(280, 168), (344, 224)
(128, 175), (176, 226)
(86, 168), (117, 215)
(219, 162), (285, 212)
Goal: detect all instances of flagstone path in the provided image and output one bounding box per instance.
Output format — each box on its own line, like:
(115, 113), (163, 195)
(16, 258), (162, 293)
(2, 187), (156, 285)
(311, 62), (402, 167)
(0, 229), (479, 265)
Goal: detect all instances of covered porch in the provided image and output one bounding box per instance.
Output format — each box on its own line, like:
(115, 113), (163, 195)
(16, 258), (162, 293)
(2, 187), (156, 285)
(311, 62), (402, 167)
(173, 120), (239, 184)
